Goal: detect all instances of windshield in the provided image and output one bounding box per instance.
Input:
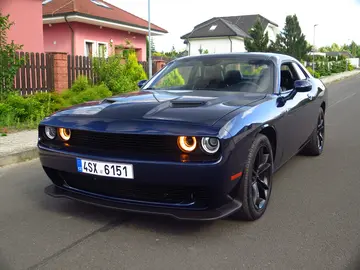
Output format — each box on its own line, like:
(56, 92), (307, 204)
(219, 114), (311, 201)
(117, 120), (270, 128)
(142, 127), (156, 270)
(144, 56), (275, 93)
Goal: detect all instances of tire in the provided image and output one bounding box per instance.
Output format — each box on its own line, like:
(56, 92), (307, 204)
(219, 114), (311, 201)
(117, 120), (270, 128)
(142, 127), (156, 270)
(231, 134), (274, 221)
(300, 107), (325, 156)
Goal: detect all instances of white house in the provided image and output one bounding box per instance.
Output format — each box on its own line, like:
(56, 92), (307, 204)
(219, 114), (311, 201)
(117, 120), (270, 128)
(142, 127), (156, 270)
(181, 14), (280, 56)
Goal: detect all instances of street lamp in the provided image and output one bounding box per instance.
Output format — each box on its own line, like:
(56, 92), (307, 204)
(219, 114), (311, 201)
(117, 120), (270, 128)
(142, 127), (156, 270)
(148, 0), (152, 78)
(312, 24), (318, 72)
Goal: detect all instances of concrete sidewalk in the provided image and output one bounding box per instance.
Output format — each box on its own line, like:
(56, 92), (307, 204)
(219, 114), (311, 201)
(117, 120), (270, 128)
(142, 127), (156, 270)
(1, 69), (360, 167)
(0, 130), (38, 167)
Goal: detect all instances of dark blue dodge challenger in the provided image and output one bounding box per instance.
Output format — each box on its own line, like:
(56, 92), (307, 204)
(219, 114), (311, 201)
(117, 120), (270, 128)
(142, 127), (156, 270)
(38, 53), (327, 221)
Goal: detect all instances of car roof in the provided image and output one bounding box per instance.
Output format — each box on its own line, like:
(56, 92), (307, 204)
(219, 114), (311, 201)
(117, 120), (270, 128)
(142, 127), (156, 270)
(174, 52), (298, 66)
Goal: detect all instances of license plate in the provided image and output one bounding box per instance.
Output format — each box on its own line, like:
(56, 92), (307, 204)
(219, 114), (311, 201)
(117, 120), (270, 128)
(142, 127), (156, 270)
(76, 158), (134, 179)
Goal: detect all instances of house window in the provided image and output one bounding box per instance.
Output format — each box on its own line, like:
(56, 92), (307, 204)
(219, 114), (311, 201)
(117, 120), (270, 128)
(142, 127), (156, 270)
(209, 25), (217, 31)
(97, 42), (108, 58)
(85, 41), (94, 57)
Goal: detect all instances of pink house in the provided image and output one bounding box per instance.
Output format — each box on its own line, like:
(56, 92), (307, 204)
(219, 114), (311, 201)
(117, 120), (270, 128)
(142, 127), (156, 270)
(42, 0), (168, 61)
(0, 0), (44, 52)
(0, 0), (167, 61)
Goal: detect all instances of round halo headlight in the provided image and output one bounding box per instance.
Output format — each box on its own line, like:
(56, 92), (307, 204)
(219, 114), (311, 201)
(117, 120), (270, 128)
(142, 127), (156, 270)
(177, 136), (197, 153)
(44, 126), (56, 140)
(58, 128), (71, 141)
(201, 137), (220, 154)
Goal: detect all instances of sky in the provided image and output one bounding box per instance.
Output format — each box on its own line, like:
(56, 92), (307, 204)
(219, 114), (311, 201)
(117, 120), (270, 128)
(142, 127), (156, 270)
(106, 0), (360, 52)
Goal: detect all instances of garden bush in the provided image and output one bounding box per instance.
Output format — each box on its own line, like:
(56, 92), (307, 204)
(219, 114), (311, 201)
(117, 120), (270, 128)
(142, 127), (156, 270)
(64, 83), (112, 105)
(93, 44), (147, 94)
(306, 66), (320, 78)
(0, 93), (47, 128)
(0, 76), (112, 129)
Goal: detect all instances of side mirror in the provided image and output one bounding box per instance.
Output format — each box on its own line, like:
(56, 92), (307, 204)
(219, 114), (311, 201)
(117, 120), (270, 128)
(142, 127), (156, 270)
(294, 79), (312, 92)
(137, 79), (148, 89)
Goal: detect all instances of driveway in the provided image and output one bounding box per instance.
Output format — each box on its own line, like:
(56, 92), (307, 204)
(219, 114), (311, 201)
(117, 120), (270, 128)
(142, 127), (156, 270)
(1, 75), (360, 270)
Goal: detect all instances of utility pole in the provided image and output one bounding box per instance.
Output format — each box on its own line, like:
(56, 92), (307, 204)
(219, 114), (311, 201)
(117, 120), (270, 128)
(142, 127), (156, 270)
(148, 0), (152, 78)
(312, 24), (318, 72)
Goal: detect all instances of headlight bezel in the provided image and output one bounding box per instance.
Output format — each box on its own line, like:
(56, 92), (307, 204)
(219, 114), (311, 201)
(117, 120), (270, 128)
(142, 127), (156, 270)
(177, 136), (197, 153)
(58, 127), (71, 141)
(200, 137), (220, 154)
(44, 126), (57, 140)
(177, 135), (220, 155)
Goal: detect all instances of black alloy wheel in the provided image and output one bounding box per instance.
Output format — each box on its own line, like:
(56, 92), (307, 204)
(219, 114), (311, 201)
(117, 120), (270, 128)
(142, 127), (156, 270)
(317, 109), (325, 152)
(251, 145), (272, 211)
(300, 107), (325, 156)
(232, 134), (274, 221)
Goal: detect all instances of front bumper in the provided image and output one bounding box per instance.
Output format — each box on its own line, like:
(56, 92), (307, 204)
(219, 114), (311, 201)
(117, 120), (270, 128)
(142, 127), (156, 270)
(39, 141), (245, 221)
(45, 184), (242, 221)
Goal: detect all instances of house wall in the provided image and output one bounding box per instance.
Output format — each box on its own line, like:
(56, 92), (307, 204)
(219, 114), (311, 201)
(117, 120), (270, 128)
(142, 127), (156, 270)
(231, 37), (246, 52)
(0, 0), (44, 52)
(265, 24), (279, 43)
(73, 22), (147, 60)
(43, 22), (147, 60)
(188, 37), (246, 56)
(43, 23), (73, 54)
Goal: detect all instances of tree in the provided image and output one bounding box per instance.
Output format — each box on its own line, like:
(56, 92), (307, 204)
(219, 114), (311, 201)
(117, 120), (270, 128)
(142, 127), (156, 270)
(0, 12), (24, 100)
(269, 14), (311, 60)
(146, 37), (156, 61)
(330, 43), (341, 52)
(244, 19), (269, 52)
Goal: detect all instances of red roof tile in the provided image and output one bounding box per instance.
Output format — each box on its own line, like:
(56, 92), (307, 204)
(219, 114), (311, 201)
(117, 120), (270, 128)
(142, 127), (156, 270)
(43, 0), (168, 33)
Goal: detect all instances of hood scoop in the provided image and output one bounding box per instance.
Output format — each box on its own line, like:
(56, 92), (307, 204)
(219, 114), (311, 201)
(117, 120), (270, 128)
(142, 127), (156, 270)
(170, 97), (210, 108)
(101, 98), (117, 104)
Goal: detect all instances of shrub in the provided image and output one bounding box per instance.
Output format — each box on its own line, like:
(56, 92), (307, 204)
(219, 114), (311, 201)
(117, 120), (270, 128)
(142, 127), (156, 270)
(70, 75), (90, 93)
(348, 63), (354, 71)
(65, 83), (112, 105)
(31, 92), (66, 114)
(0, 93), (47, 128)
(93, 43), (147, 94)
(306, 66), (320, 78)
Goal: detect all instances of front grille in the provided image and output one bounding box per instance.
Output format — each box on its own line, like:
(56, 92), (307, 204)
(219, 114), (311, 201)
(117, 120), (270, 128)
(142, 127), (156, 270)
(69, 129), (177, 154)
(39, 127), (221, 162)
(58, 171), (209, 208)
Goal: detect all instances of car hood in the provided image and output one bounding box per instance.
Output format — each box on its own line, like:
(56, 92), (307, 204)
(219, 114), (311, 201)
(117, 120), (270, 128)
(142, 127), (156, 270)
(50, 90), (266, 126)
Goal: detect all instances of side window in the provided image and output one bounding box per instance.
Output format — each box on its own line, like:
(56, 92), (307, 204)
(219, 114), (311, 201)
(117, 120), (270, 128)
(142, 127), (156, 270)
(154, 66), (191, 88)
(291, 63), (307, 80)
(280, 63), (296, 91)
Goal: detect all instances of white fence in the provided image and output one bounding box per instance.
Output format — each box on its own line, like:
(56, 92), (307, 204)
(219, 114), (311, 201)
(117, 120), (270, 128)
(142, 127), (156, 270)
(348, 58), (359, 68)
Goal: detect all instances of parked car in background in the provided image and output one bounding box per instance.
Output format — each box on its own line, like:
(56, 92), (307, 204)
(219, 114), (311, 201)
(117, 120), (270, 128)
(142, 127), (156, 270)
(38, 53), (327, 221)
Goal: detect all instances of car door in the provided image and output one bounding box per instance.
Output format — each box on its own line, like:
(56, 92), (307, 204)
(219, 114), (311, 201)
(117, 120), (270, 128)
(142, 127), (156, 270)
(290, 61), (319, 144)
(277, 62), (308, 161)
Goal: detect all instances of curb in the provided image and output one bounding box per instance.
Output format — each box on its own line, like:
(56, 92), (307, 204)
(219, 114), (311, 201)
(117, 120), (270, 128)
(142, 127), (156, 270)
(0, 148), (38, 168)
(321, 70), (360, 85)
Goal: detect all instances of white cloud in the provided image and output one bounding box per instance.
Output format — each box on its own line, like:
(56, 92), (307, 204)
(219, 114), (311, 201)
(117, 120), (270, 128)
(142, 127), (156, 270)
(106, 0), (360, 52)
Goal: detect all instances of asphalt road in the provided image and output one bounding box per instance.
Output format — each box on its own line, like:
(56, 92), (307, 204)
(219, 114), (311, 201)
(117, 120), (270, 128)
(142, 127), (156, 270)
(2, 75), (360, 270)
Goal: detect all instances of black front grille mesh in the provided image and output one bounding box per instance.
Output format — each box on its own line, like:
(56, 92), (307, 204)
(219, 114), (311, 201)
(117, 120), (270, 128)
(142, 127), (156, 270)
(69, 130), (177, 154)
